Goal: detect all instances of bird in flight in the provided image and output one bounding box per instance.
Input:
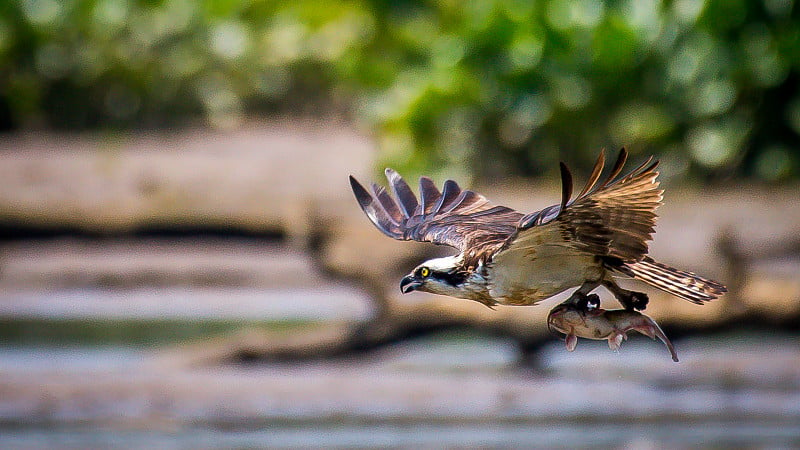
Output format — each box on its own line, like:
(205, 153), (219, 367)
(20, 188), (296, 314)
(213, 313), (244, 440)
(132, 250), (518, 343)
(349, 149), (726, 311)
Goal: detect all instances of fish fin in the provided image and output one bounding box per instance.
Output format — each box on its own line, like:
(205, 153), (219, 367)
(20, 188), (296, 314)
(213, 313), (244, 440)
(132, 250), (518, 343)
(565, 334), (578, 352)
(608, 333), (624, 351)
(633, 324), (656, 340)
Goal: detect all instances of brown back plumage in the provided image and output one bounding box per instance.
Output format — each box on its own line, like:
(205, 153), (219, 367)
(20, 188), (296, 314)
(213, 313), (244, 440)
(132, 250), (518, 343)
(514, 148), (661, 263)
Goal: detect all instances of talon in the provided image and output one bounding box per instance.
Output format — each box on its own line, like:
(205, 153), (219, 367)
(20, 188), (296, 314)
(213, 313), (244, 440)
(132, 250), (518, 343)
(605, 281), (650, 311)
(585, 294), (600, 310)
(630, 291), (649, 311)
(565, 292), (586, 308)
(618, 291), (649, 311)
(564, 291), (600, 311)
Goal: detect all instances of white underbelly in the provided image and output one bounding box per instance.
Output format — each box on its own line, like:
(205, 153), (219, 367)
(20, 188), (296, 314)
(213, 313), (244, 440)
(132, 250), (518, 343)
(487, 244), (603, 305)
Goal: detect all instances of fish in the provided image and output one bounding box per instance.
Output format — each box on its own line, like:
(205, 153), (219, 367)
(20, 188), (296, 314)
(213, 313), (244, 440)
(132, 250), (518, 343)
(547, 296), (679, 362)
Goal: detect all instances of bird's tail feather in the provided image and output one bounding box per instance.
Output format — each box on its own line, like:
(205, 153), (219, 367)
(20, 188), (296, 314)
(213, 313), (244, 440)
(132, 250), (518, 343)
(627, 257), (727, 304)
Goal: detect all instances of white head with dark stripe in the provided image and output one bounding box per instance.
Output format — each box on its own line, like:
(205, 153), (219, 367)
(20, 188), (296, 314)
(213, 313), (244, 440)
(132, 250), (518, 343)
(400, 255), (473, 297)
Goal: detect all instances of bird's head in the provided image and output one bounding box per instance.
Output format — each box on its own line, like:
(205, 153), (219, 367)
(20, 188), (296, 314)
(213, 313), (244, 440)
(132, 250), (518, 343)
(400, 255), (470, 297)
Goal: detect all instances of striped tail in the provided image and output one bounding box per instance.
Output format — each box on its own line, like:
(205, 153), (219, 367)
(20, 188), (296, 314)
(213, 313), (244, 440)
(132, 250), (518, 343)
(627, 257), (727, 304)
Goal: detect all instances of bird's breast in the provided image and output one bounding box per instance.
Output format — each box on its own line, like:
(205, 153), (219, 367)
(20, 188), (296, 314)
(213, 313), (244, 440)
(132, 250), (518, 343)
(487, 246), (602, 305)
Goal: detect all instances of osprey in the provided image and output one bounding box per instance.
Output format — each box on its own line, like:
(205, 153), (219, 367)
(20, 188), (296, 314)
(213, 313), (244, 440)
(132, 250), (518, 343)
(349, 149), (726, 310)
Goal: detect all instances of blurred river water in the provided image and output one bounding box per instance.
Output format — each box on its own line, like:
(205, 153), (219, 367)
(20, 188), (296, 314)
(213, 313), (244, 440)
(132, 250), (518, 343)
(1, 324), (799, 448)
(1, 240), (799, 449)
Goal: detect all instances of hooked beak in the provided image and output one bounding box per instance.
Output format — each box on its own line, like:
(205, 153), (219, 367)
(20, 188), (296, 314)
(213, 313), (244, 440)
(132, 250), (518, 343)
(400, 275), (422, 294)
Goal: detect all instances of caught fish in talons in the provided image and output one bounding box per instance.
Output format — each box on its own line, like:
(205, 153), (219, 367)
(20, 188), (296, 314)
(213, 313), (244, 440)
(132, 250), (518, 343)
(547, 294), (679, 362)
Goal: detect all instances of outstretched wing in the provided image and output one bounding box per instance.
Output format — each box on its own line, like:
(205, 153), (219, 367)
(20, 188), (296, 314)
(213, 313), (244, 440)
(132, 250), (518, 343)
(504, 148), (662, 264)
(350, 169), (523, 265)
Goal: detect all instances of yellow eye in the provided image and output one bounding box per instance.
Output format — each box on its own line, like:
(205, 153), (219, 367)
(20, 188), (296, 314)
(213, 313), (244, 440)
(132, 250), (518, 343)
(419, 267), (430, 277)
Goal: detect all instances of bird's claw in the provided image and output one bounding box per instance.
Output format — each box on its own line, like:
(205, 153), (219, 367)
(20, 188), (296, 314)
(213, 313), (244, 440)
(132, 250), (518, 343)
(627, 291), (649, 311)
(563, 291), (601, 310)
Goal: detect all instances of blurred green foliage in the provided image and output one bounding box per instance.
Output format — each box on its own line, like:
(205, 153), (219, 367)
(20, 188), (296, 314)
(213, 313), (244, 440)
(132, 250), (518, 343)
(1, 0), (798, 180)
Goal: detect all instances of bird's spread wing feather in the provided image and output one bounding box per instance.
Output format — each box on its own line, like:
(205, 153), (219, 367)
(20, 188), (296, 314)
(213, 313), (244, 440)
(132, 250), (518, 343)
(352, 149), (659, 268)
(350, 169), (523, 266)
(504, 148), (662, 263)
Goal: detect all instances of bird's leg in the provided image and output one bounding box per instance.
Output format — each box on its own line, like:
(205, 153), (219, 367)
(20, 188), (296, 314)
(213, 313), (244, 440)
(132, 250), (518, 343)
(603, 280), (649, 311)
(561, 281), (601, 311)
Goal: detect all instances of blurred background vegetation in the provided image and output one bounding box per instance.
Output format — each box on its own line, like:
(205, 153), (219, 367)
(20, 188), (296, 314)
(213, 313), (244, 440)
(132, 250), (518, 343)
(1, 0), (798, 181)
